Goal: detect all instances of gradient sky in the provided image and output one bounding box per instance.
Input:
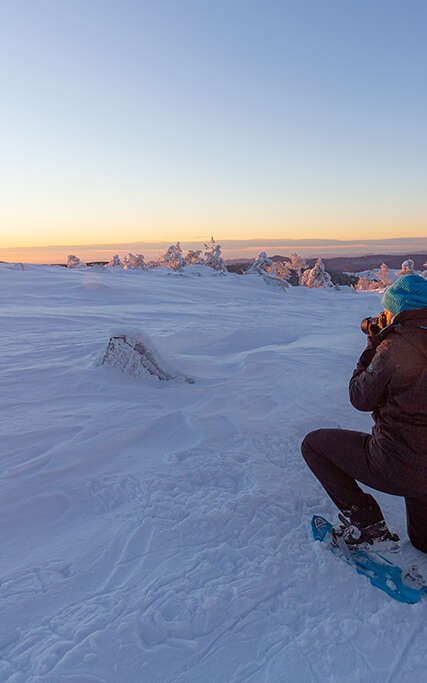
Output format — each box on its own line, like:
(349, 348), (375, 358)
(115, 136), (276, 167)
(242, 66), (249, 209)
(1, 0), (426, 254)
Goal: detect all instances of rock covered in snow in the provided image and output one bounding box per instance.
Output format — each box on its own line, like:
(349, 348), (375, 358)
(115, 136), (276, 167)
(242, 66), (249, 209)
(102, 329), (194, 383)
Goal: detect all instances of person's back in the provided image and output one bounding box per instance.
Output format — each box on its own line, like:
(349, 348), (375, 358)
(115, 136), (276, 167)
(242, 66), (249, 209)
(350, 306), (427, 488)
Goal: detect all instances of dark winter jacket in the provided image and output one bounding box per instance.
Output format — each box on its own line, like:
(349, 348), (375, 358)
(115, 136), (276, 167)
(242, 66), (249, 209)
(349, 308), (427, 495)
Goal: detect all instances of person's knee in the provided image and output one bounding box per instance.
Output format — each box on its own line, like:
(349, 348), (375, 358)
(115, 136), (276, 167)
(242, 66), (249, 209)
(301, 429), (324, 464)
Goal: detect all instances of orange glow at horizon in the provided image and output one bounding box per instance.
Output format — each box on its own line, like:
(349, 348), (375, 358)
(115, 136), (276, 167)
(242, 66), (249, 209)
(2, 212), (427, 252)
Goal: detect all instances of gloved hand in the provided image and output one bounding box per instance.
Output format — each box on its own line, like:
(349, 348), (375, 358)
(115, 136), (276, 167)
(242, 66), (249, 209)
(366, 332), (381, 350)
(356, 333), (381, 371)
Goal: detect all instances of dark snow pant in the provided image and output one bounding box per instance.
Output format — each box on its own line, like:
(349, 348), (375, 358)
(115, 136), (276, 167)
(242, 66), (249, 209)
(301, 429), (427, 553)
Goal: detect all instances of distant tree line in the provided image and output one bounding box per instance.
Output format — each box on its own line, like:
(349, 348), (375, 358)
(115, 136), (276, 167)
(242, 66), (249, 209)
(67, 237), (227, 273)
(355, 258), (427, 290)
(66, 241), (427, 290)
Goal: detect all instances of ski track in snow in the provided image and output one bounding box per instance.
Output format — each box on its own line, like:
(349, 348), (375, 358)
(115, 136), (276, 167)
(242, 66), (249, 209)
(1, 264), (426, 682)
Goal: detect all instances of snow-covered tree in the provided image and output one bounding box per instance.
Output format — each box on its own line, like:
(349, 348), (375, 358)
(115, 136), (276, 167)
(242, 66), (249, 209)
(67, 254), (84, 268)
(400, 259), (416, 276)
(123, 253), (147, 270)
(246, 252), (289, 289)
(203, 237), (227, 272)
(106, 255), (123, 268)
(377, 262), (391, 288)
(274, 260), (293, 281)
(288, 252), (307, 283)
(355, 275), (380, 291)
(159, 242), (185, 271)
(247, 251), (275, 276)
(423, 261), (427, 279)
(184, 249), (203, 265)
(300, 257), (334, 288)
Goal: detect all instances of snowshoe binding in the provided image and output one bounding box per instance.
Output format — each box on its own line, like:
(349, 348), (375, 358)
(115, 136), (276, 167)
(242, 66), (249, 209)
(332, 513), (400, 553)
(402, 564), (427, 591)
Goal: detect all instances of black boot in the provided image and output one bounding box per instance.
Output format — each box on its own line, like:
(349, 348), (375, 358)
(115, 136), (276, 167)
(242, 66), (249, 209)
(332, 513), (400, 552)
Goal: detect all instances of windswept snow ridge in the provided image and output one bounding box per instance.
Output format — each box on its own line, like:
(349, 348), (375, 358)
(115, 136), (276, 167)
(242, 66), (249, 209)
(1, 263), (426, 683)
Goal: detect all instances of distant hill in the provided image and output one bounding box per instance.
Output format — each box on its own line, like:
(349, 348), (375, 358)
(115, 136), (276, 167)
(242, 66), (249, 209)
(226, 253), (427, 286)
(301, 253), (427, 272)
(227, 253), (427, 274)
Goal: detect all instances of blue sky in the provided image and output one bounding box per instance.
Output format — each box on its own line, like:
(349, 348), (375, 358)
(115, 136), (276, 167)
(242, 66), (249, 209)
(1, 0), (426, 252)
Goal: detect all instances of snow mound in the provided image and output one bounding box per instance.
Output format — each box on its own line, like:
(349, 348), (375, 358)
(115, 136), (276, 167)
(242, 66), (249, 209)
(102, 328), (195, 383)
(261, 272), (290, 290)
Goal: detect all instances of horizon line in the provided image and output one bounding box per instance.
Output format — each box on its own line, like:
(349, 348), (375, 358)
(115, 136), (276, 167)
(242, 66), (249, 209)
(2, 235), (427, 251)
(2, 236), (427, 265)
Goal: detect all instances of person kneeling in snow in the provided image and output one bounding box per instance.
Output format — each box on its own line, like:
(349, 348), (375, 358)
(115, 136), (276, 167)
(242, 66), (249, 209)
(302, 274), (427, 553)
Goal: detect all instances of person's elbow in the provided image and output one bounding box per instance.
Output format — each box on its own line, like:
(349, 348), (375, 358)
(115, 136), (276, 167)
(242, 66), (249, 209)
(349, 381), (378, 412)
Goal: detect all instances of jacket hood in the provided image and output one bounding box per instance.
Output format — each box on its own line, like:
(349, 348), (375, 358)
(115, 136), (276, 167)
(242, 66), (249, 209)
(393, 308), (427, 327)
(379, 308), (427, 360)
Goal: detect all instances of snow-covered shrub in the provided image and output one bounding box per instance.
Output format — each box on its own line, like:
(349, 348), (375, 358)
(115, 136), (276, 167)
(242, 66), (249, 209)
(159, 242), (185, 271)
(300, 258), (334, 288)
(355, 275), (381, 291)
(67, 254), (84, 268)
(274, 260), (293, 281)
(400, 259), (416, 276)
(288, 252), (307, 284)
(106, 255), (123, 268)
(184, 249), (203, 265)
(247, 252), (290, 289)
(123, 253), (147, 270)
(203, 237), (227, 272)
(247, 251), (275, 276)
(377, 262), (391, 288)
(358, 264), (391, 290)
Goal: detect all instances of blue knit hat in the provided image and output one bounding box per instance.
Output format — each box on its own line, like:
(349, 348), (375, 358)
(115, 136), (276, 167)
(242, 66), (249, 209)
(382, 274), (427, 315)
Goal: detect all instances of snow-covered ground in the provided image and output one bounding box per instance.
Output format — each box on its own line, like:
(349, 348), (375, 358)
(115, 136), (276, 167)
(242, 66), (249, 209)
(1, 264), (426, 683)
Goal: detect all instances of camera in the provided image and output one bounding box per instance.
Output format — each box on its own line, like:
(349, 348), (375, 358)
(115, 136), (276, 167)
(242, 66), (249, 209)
(360, 311), (388, 336)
